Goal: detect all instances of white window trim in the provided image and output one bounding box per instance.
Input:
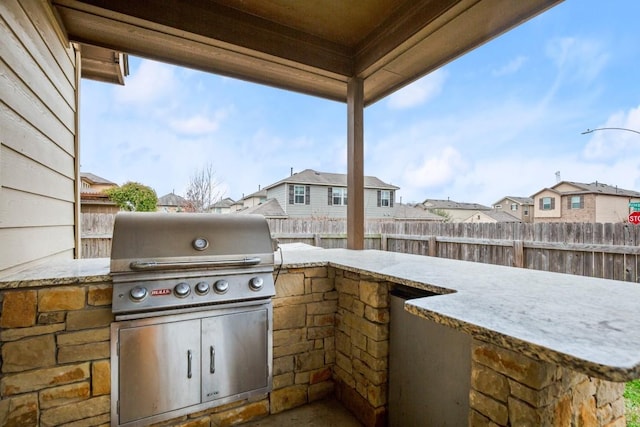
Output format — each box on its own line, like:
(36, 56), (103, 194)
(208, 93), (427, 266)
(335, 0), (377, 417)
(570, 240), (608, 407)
(294, 185), (306, 204)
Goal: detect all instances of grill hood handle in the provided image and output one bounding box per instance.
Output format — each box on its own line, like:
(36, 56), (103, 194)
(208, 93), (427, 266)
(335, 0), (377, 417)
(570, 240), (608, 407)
(129, 257), (262, 271)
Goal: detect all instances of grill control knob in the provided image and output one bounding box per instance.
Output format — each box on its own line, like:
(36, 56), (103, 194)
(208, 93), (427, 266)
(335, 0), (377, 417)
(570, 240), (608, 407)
(195, 281), (210, 295)
(130, 286), (148, 301)
(214, 279), (229, 294)
(174, 282), (191, 298)
(249, 277), (264, 291)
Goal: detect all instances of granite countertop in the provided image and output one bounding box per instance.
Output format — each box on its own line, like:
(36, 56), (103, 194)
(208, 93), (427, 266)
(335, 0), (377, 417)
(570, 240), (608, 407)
(278, 246), (640, 382)
(0, 258), (110, 288)
(3, 247), (639, 382)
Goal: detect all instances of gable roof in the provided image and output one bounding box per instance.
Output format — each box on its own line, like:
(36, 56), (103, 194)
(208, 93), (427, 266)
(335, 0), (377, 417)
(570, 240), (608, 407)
(157, 192), (187, 207)
(423, 199), (491, 210)
(234, 198), (287, 218)
(532, 181), (640, 198)
(484, 211), (521, 222)
(391, 204), (443, 221)
(80, 172), (116, 186)
(494, 196), (534, 206)
(210, 197), (235, 209)
(264, 169), (399, 191)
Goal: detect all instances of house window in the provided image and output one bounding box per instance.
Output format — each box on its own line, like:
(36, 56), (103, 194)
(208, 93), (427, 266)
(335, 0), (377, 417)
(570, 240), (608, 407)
(330, 187), (347, 206)
(378, 190), (392, 207)
(511, 203), (518, 211)
(540, 197), (555, 210)
(289, 184), (310, 205)
(294, 185), (305, 204)
(524, 209), (529, 216)
(569, 195), (584, 209)
(494, 204), (502, 209)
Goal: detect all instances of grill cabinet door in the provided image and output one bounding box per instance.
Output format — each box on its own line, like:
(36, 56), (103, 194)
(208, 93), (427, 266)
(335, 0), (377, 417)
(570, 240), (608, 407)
(118, 319), (201, 424)
(201, 307), (269, 402)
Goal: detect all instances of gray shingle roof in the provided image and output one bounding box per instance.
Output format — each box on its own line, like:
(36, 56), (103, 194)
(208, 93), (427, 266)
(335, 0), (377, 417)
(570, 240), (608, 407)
(423, 199), (491, 210)
(558, 181), (640, 197)
(234, 198), (287, 218)
(494, 196), (534, 205)
(80, 172), (116, 185)
(483, 211), (521, 222)
(210, 197), (235, 208)
(391, 204), (443, 221)
(158, 192), (187, 207)
(264, 169), (399, 191)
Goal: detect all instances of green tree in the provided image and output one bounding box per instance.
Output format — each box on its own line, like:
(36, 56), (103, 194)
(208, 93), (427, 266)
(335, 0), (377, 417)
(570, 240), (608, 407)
(105, 181), (158, 212)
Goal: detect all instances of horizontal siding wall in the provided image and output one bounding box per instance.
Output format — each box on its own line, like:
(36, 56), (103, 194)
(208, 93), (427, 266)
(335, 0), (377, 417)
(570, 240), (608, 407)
(0, 0), (77, 271)
(275, 184), (393, 218)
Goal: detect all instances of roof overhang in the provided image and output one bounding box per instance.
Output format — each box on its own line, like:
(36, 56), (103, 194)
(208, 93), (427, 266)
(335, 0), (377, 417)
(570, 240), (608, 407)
(52, 0), (563, 105)
(79, 44), (129, 85)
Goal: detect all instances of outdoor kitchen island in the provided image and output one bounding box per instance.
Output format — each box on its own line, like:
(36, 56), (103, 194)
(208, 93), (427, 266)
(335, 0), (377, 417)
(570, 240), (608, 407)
(0, 245), (636, 426)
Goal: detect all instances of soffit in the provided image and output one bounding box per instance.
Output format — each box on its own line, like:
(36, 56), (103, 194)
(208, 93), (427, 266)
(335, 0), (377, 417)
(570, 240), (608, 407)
(53, 0), (563, 105)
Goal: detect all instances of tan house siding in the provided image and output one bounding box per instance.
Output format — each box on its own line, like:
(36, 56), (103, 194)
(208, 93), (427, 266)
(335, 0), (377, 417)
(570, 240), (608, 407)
(533, 190), (561, 220)
(0, 0), (78, 271)
(595, 194), (631, 223)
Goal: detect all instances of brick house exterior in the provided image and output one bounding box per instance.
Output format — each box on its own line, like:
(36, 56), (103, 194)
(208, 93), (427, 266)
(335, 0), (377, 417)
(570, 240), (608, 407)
(532, 181), (640, 223)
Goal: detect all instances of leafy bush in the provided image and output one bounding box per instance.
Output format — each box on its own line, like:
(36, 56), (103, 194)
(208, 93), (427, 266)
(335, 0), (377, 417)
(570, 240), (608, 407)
(105, 181), (157, 212)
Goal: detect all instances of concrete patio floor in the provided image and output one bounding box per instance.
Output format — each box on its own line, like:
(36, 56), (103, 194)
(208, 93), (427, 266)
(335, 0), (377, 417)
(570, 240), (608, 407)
(240, 399), (363, 426)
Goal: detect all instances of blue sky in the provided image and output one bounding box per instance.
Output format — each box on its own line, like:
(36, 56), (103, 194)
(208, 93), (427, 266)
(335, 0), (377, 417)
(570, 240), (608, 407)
(80, 1), (640, 206)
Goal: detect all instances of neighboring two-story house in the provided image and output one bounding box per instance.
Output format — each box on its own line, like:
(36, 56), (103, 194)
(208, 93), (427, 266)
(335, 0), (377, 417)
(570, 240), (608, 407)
(209, 197), (236, 214)
(244, 169), (399, 219)
(157, 192), (188, 212)
(492, 196), (534, 223)
(531, 181), (640, 223)
(422, 199), (492, 222)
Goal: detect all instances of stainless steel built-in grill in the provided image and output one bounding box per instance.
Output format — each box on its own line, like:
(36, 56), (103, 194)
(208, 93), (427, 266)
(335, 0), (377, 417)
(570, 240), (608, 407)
(109, 212), (277, 427)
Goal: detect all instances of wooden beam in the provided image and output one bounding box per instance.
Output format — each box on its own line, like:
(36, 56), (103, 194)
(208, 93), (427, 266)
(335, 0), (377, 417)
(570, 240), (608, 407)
(347, 77), (364, 250)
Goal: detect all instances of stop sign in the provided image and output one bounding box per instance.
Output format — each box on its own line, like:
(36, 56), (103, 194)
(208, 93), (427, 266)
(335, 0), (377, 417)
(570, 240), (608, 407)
(629, 211), (640, 224)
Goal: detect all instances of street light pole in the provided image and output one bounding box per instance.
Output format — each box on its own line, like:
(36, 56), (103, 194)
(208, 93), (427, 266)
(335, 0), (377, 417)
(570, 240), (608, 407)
(581, 127), (640, 135)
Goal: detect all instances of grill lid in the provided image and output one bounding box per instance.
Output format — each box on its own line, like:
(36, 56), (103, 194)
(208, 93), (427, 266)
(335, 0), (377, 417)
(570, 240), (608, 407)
(110, 212), (275, 274)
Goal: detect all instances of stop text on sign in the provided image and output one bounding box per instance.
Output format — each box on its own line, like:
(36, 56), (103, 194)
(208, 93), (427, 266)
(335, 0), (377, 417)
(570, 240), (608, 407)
(629, 211), (640, 224)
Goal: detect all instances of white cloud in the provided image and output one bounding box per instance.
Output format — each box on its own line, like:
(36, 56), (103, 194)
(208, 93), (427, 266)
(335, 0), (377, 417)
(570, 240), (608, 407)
(546, 37), (609, 83)
(403, 146), (466, 188)
(169, 109), (230, 135)
(583, 105), (640, 160)
(492, 55), (528, 76)
(387, 69), (447, 110)
(114, 60), (179, 105)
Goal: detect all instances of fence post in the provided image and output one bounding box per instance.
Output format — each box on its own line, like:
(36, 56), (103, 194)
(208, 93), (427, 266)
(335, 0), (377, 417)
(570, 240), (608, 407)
(381, 234), (388, 251)
(314, 233), (322, 247)
(513, 240), (524, 268)
(428, 236), (437, 257)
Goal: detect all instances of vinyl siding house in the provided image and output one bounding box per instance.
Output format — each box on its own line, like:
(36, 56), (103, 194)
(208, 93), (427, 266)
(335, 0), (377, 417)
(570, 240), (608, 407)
(532, 181), (640, 223)
(492, 196), (534, 223)
(260, 169), (399, 219)
(422, 199), (492, 222)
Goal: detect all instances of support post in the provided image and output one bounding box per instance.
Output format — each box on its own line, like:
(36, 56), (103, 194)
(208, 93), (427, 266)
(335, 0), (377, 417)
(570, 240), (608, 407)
(347, 77), (364, 250)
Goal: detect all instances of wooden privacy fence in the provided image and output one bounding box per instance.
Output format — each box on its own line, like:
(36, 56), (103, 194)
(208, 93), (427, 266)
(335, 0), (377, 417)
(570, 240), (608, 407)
(81, 214), (640, 283)
(268, 220), (640, 283)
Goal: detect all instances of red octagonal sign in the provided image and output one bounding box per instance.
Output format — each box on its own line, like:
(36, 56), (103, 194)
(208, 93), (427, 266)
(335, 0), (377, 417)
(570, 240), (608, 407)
(629, 211), (640, 224)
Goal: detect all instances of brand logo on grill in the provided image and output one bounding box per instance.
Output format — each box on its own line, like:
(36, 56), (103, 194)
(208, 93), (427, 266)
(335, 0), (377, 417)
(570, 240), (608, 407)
(151, 289), (172, 296)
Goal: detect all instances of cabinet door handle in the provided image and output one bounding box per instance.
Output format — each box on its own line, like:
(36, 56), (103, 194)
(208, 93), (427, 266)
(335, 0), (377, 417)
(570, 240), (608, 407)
(187, 350), (193, 379)
(210, 346), (215, 374)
